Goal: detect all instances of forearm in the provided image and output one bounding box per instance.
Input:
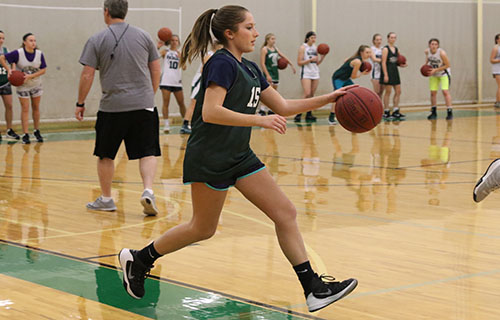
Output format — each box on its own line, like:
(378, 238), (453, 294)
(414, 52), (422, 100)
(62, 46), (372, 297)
(203, 104), (262, 127)
(78, 72), (94, 103)
(149, 59), (161, 94)
(30, 68), (46, 78)
(0, 56), (10, 72)
(279, 94), (331, 116)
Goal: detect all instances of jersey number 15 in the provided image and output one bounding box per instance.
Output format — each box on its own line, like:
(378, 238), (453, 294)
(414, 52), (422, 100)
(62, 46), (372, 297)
(246, 87), (261, 108)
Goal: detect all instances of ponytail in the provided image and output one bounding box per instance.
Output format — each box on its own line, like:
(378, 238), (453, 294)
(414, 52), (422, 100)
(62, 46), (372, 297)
(180, 5), (248, 68)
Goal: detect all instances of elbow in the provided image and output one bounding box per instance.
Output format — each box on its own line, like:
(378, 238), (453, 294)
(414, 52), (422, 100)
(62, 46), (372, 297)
(202, 108), (215, 123)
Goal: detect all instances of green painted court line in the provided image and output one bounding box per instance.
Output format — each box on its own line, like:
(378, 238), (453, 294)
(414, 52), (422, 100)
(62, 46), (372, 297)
(0, 241), (315, 320)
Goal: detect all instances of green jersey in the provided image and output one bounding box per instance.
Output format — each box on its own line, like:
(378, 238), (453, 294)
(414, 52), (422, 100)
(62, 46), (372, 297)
(333, 56), (361, 81)
(265, 47), (279, 82)
(183, 49), (267, 183)
(0, 47), (8, 86)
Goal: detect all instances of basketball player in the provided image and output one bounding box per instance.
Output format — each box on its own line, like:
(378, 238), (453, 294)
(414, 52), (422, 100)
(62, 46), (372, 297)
(370, 33), (384, 97)
(259, 33), (295, 116)
(329, 45), (372, 125)
(181, 42), (222, 134)
(0, 33), (47, 144)
(159, 34), (187, 133)
(0, 31), (20, 141)
(491, 34), (500, 108)
(118, 5), (357, 313)
(425, 39), (453, 120)
(294, 31), (326, 123)
(380, 32), (407, 121)
(75, 0), (161, 215)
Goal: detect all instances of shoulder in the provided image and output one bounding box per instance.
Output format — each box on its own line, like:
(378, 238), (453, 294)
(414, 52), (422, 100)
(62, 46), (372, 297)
(439, 48), (447, 56)
(351, 58), (361, 65)
(205, 52), (237, 71)
(244, 58), (261, 72)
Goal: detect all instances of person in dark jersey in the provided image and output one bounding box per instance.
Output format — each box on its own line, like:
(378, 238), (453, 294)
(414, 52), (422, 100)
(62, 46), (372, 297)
(380, 32), (407, 121)
(258, 33), (295, 116)
(117, 5), (357, 313)
(328, 45), (372, 125)
(0, 31), (20, 141)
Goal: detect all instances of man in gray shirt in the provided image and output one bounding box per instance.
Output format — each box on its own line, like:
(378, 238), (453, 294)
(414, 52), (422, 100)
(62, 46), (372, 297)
(75, 0), (161, 215)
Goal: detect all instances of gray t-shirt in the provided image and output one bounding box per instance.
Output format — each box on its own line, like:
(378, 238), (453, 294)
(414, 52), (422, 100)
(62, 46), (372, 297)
(79, 22), (160, 112)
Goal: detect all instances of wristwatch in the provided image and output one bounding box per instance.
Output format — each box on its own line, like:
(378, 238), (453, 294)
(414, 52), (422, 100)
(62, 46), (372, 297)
(76, 102), (85, 107)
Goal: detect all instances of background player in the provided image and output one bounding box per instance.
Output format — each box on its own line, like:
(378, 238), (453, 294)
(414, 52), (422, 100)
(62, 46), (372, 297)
(370, 33), (384, 97)
(259, 33), (295, 116)
(0, 30), (20, 141)
(491, 34), (500, 108)
(159, 34), (187, 133)
(0, 33), (47, 144)
(425, 38), (453, 120)
(380, 32), (407, 121)
(329, 45), (372, 125)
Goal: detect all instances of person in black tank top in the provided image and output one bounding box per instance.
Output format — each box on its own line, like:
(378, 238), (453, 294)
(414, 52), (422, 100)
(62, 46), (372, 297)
(329, 45), (371, 125)
(117, 5), (358, 312)
(380, 32), (407, 120)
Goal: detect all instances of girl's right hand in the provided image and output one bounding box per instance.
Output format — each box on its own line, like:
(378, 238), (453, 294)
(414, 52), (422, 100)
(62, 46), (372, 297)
(259, 114), (287, 134)
(310, 56), (318, 63)
(384, 75), (389, 83)
(266, 75), (273, 83)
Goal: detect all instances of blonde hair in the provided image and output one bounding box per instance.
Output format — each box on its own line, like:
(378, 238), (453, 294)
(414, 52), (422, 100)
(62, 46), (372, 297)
(262, 33), (275, 48)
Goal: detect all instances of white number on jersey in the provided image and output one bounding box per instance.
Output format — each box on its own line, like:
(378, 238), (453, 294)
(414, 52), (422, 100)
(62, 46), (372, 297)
(246, 87), (261, 108)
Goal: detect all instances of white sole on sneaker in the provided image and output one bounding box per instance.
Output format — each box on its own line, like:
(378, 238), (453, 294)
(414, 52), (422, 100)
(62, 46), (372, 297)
(307, 279), (358, 312)
(118, 249), (141, 299)
(473, 158), (500, 202)
(141, 196), (159, 216)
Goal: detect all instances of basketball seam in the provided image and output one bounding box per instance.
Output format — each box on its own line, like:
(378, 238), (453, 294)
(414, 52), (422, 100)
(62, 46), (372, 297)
(349, 90), (376, 127)
(337, 94), (367, 133)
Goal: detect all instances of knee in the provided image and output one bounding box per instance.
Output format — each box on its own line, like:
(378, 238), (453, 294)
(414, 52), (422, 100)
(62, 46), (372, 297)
(273, 202), (298, 226)
(191, 222), (217, 241)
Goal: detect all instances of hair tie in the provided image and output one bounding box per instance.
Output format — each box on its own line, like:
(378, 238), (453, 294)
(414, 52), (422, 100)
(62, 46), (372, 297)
(209, 10), (218, 42)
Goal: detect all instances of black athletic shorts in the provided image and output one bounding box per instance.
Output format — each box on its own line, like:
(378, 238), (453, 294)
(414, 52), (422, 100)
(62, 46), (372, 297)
(160, 85), (183, 92)
(202, 161), (266, 191)
(0, 83), (12, 95)
(94, 108), (161, 160)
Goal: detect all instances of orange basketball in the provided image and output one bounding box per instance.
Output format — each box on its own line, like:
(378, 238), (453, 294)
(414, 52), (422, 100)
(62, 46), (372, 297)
(158, 27), (172, 42)
(335, 87), (383, 133)
(360, 61), (372, 72)
(420, 64), (433, 77)
(317, 43), (330, 55)
(277, 57), (287, 70)
(8, 70), (25, 87)
(397, 54), (406, 66)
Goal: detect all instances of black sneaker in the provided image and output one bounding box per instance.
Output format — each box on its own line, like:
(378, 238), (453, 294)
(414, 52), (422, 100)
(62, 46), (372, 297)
(119, 248), (153, 299)
(6, 129), (20, 140)
(328, 113), (337, 125)
(446, 109), (453, 120)
(391, 110), (406, 121)
(306, 274), (358, 312)
(22, 134), (30, 144)
(33, 130), (43, 143)
(294, 114), (302, 122)
(180, 123), (192, 134)
(267, 110), (275, 115)
(427, 112), (437, 120)
(258, 110), (266, 116)
(382, 110), (392, 121)
(305, 112), (317, 122)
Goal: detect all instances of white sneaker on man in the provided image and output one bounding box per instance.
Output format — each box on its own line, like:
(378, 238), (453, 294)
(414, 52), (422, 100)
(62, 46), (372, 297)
(163, 119), (170, 133)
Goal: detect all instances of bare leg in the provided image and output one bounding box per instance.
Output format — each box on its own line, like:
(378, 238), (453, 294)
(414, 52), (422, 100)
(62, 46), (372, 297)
(153, 183), (227, 254)
(1, 94), (13, 129)
(496, 75), (500, 102)
(430, 90), (437, 107)
(161, 89), (171, 120)
(301, 79), (312, 98)
(442, 90), (452, 108)
(18, 97), (30, 133)
(235, 168), (308, 265)
(383, 85), (393, 111)
(173, 90), (187, 118)
(31, 95), (41, 130)
(139, 156), (157, 190)
(97, 158), (114, 198)
(184, 98), (195, 123)
(393, 84), (401, 110)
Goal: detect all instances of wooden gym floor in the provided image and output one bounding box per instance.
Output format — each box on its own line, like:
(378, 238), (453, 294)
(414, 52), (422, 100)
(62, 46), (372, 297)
(1, 106), (499, 319)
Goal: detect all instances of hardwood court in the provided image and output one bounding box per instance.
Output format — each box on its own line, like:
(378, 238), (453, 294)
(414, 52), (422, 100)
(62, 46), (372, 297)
(1, 107), (500, 319)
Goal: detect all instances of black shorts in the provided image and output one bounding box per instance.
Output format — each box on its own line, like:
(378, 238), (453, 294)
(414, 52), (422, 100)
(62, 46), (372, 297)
(0, 83), (12, 95)
(202, 161), (265, 191)
(94, 108), (161, 160)
(160, 85), (183, 92)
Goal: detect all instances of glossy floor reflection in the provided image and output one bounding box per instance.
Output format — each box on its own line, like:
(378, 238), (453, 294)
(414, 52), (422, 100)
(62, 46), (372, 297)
(1, 107), (500, 319)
